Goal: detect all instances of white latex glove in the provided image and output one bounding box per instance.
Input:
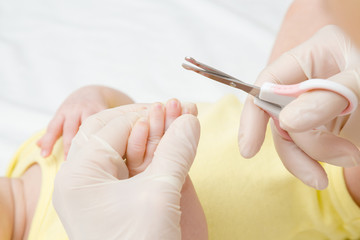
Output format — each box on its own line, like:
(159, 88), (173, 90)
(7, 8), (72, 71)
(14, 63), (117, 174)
(239, 25), (360, 190)
(52, 104), (200, 240)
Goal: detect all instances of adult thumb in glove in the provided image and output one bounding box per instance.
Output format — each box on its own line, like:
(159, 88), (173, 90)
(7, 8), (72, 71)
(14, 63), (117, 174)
(53, 105), (200, 240)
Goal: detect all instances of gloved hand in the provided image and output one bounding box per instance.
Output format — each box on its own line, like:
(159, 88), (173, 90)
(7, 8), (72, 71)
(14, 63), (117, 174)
(52, 103), (200, 240)
(238, 25), (360, 190)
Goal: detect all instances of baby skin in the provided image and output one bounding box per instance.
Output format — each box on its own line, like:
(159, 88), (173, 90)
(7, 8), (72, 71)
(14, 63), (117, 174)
(125, 100), (208, 239)
(0, 86), (207, 239)
(0, 164), (41, 240)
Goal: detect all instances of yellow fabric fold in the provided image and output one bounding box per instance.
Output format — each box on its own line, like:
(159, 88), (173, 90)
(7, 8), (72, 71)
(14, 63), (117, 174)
(191, 94), (360, 240)
(6, 131), (68, 240)
(5, 95), (360, 239)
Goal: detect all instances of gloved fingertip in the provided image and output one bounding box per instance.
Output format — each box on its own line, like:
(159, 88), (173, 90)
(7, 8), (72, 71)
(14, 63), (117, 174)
(238, 133), (258, 159)
(239, 146), (255, 159)
(315, 178), (328, 190)
(313, 179), (328, 191)
(302, 175), (328, 190)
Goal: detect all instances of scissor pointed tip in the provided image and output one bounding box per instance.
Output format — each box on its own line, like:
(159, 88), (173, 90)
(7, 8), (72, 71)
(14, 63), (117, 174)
(182, 63), (191, 70)
(185, 56), (196, 63)
(182, 63), (202, 74)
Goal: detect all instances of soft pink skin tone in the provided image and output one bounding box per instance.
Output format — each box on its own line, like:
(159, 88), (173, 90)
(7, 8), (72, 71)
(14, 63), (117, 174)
(264, 0), (360, 205)
(37, 85), (133, 159)
(325, 0), (360, 208)
(0, 97), (207, 240)
(0, 164), (41, 240)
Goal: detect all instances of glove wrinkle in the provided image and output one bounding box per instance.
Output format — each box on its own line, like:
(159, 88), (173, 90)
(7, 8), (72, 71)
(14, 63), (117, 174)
(53, 109), (200, 240)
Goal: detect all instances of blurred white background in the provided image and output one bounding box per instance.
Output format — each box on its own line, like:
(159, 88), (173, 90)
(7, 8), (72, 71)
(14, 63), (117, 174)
(0, 0), (292, 174)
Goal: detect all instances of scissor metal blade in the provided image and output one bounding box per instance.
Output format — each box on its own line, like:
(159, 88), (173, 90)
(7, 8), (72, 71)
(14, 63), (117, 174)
(182, 63), (260, 97)
(184, 56), (235, 79)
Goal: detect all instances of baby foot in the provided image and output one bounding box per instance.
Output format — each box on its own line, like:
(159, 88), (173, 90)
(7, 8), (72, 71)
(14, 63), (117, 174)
(126, 99), (183, 177)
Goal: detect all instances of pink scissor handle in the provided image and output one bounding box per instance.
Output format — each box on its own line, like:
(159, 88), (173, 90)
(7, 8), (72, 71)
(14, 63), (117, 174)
(253, 98), (292, 141)
(260, 79), (358, 115)
(254, 79), (358, 141)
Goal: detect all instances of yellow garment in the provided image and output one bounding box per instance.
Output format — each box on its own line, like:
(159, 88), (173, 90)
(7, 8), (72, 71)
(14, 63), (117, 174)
(6, 131), (68, 240)
(5, 95), (360, 240)
(190, 94), (360, 240)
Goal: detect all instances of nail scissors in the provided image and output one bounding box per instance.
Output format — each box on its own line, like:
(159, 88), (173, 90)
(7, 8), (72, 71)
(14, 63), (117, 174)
(182, 56), (358, 140)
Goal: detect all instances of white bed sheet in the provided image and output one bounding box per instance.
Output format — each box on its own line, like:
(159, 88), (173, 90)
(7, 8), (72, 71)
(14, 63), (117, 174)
(0, 0), (292, 174)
